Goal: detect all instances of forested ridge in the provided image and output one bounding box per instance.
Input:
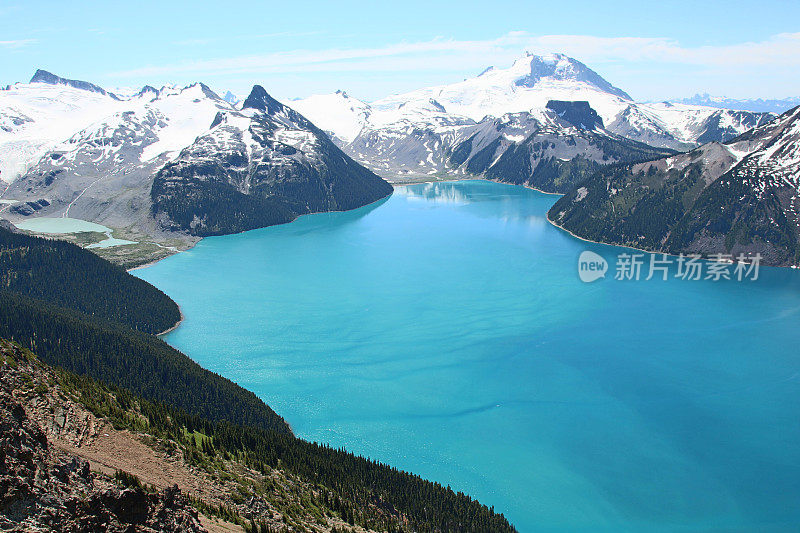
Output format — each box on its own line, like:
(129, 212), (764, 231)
(447, 129), (674, 194)
(0, 291), (291, 434)
(0, 226), (180, 334)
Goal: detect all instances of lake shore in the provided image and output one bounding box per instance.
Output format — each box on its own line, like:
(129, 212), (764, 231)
(157, 306), (185, 336)
(388, 174), (565, 196)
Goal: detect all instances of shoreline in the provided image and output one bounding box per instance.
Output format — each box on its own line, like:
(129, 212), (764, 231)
(129, 177), (565, 274)
(548, 212), (706, 260)
(156, 306), (185, 336)
(388, 174), (565, 196)
(128, 189), (395, 338)
(396, 175), (783, 267)
(127, 249), (189, 272)
(547, 214), (782, 267)
(128, 189), (394, 273)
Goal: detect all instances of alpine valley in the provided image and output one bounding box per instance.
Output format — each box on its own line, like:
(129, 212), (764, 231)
(0, 53), (781, 266)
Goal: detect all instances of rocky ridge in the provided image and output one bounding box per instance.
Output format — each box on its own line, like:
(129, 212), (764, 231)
(0, 340), (204, 532)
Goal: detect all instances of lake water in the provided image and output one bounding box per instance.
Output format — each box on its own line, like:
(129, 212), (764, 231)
(13, 216), (110, 234)
(135, 180), (800, 531)
(11, 217), (138, 248)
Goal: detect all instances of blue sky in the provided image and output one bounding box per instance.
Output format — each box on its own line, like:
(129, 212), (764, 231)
(1, 0), (799, 102)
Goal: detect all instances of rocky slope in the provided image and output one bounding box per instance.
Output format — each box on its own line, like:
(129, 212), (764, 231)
(0, 340), (364, 532)
(0, 340), (205, 532)
(548, 106), (800, 266)
(444, 103), (672, 193)
(335, 99), (672, 191)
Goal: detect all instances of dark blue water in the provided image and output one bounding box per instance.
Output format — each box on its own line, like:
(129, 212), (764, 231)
(136, 180), (800, 531)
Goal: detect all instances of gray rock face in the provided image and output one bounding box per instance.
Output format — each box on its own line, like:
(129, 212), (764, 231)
(605, 103), (774, 151)
(694, 109), (775, 144)
(605, 104), (688, 150)
(343, 101), (773, 174)
(545, 100), (604, 130)
(345, 114), (472, 178)
(0, 219), (18, 233)
(448, 110), (672, 193)
(1, 79), (392, 254)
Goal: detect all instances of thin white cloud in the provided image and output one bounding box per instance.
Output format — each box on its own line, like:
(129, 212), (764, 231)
(103, 31), (800, 101)
(110, 31), (800, 80)
(0, 39), (37, 49)
(530, 32), (800, 67)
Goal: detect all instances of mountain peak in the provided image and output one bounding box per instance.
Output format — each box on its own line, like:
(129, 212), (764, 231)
(29, 69), (119, 100)
(183, 82), (222, 101)
(136, 85), (159, 98)
(242, 85), (285, 114)
(511, 53), (632, 101)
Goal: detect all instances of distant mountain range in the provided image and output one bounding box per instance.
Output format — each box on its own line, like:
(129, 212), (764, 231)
(290, 53), (774, 188)
(676, 94), (800, 114)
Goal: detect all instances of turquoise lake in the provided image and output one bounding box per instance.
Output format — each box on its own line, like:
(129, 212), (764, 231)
(135, 180), (800, 531)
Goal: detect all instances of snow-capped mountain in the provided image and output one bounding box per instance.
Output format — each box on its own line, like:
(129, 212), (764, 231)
(0, 76), (124, 183)
(0, 59), (785, 262)
(291, 53), (773, 179)
(2, 80), (232, 231)
(1, 72), (391, 249)
(550, 105), (800, 266)
(29, 69), (120, 99)
(0, 72), (231, 186)
(288, 90), (371, 143)
(151, 86), (392, 236)
(371, 53), (632, 124)
(343, 99), (669, 192)
(609, 101), (774, 149)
